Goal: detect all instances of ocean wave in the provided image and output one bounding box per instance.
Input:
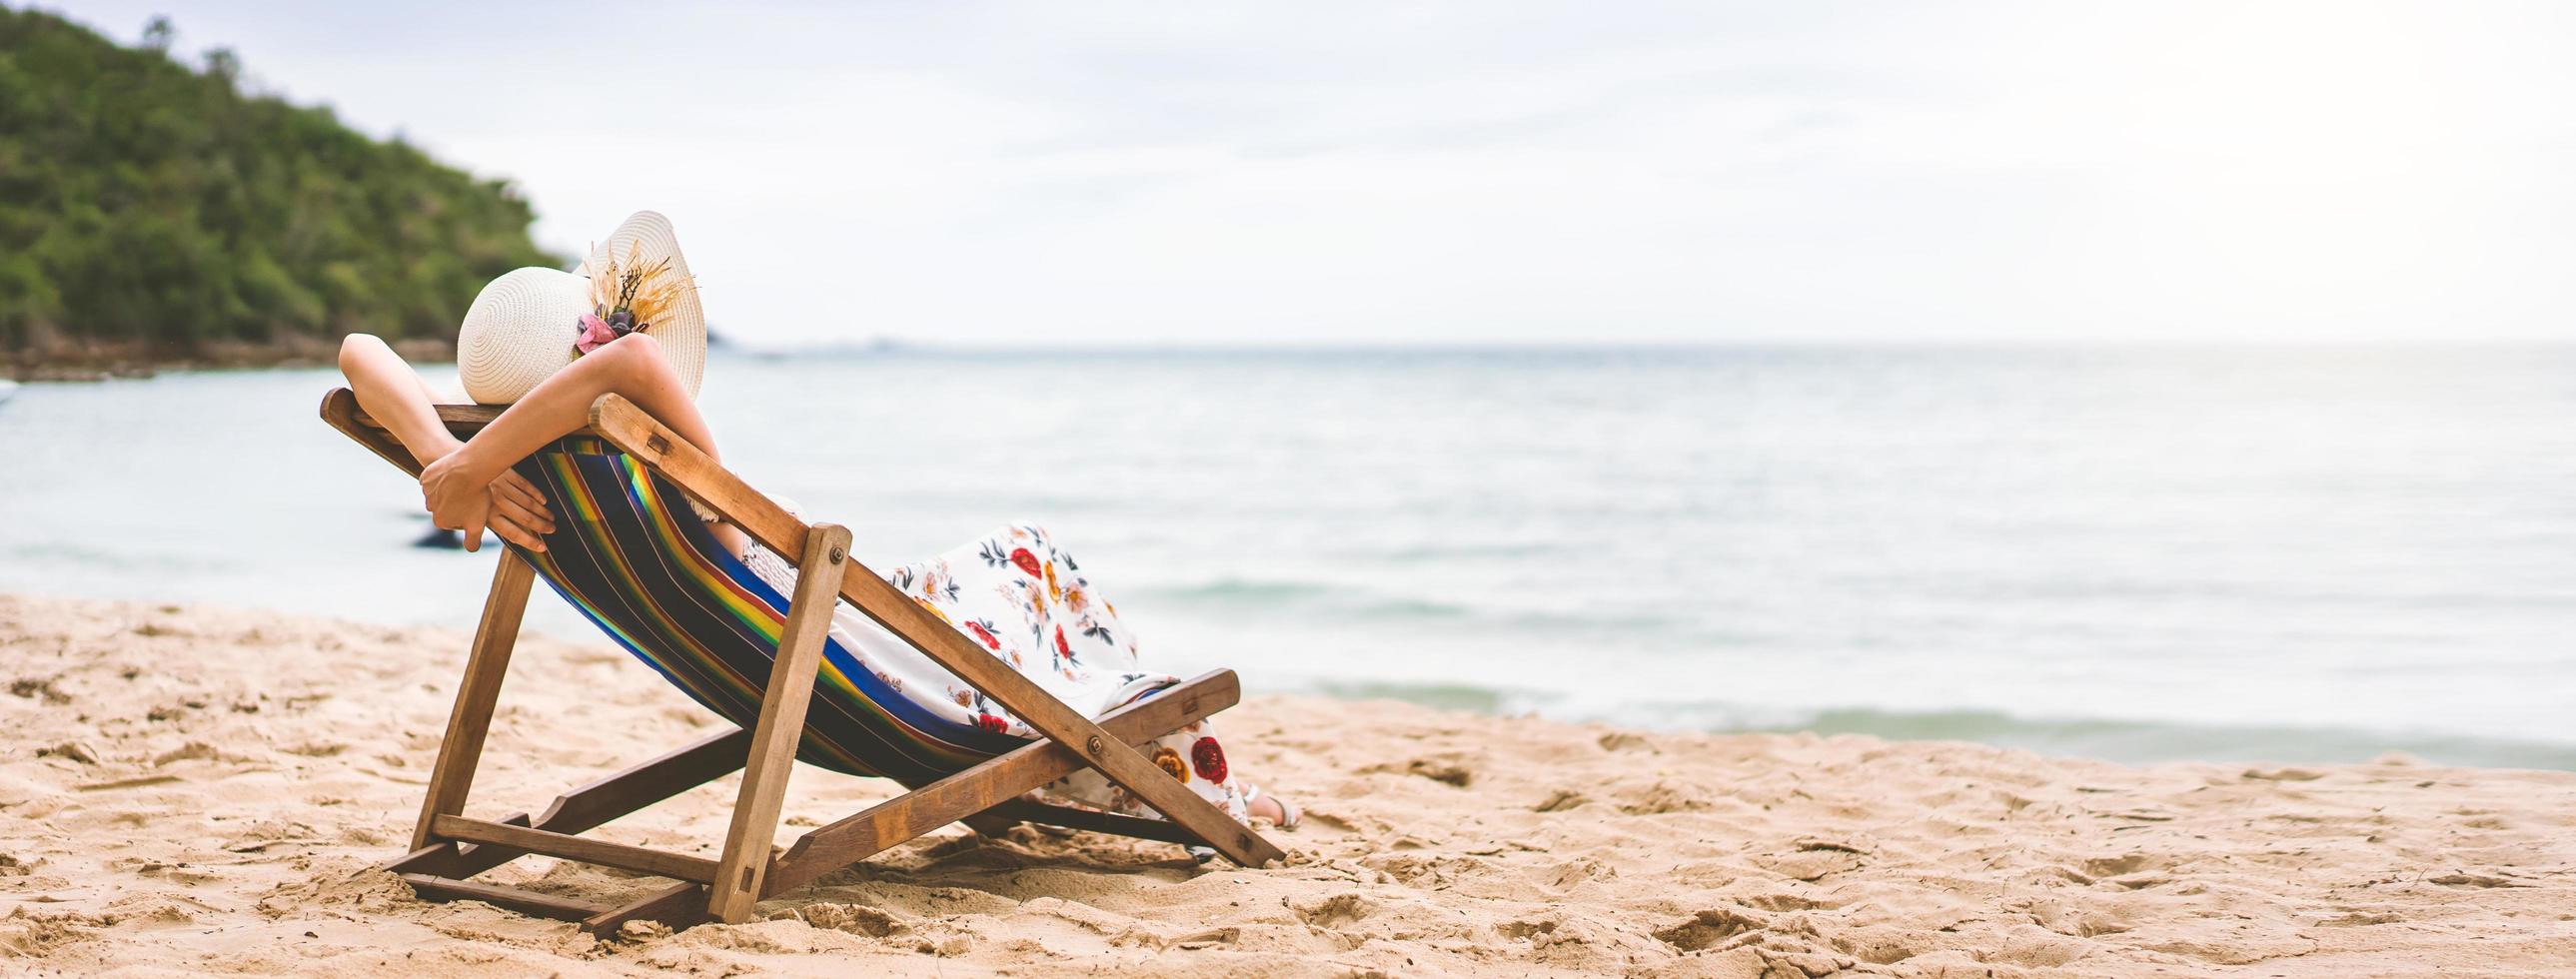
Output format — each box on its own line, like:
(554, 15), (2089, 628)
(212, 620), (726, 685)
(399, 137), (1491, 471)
(1717, 707), (2576, 770)
(1140, 577), (1344, 602)
(1136, 576), (1482, 620)
(1296, 679), (1524, 714)
(1136, 576), (1688, 633)
(1271, 677), (2576, 771)
(1363, 540), (1574, 562)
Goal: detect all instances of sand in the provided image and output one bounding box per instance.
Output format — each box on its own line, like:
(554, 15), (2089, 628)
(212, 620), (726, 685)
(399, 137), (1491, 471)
(2, 594), (2572, 977)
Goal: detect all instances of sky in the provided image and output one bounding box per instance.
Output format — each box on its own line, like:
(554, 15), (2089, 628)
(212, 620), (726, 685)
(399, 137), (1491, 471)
(41, 1), (2576, 348)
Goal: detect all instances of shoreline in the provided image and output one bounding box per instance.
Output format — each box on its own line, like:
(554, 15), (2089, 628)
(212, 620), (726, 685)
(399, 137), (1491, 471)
(1, 337), (454, 382)
(5, 592), (2572, 975)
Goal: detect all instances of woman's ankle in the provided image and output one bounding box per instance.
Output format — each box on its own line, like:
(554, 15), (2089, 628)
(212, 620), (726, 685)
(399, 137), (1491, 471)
(1248, 792), (1286, 823)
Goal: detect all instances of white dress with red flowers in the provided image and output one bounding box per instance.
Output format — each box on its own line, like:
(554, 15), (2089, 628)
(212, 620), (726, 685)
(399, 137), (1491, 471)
(737, 520), (1254, 823)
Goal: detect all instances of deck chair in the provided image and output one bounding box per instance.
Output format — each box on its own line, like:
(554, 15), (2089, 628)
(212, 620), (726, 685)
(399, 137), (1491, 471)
(320, 388), (1282, 934)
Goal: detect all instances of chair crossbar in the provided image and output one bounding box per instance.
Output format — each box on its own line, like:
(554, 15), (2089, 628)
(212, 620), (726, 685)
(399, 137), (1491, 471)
(431, 815), (720, 884)
(398, 874), (612, 922)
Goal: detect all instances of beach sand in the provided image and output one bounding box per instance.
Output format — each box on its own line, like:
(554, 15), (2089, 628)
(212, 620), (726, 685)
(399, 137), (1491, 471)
(2, 594), (2571, 976)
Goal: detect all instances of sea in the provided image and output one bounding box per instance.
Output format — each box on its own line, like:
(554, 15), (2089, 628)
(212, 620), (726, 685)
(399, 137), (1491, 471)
(3, 346), (2572, 770)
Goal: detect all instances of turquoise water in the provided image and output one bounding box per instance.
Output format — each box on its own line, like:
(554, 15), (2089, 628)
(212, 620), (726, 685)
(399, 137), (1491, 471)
(4, 346), (2573, 769)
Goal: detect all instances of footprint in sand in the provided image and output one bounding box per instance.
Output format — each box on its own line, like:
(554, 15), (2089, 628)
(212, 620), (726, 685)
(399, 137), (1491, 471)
(1291, 892), (1377, 929)
(1532, 789), (1589, 812)
(1361, 756), (1475, 787)
(1652, 906), (1764, 951)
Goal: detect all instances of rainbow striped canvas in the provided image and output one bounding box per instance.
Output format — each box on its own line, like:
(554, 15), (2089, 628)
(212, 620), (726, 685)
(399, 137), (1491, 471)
(510, 437), (1027, 785)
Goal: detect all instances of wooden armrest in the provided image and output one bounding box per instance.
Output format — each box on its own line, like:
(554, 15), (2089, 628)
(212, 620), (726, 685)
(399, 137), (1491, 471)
(359, 399), (507, 438)
(319, 388), (541, 475)
(319, 388), (506, 435)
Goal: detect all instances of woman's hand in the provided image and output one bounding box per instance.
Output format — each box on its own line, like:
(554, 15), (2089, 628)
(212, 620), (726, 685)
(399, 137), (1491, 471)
(487, 471), (556, 551)
(424, 449), (558, 553)
(420, 450), (492, 550)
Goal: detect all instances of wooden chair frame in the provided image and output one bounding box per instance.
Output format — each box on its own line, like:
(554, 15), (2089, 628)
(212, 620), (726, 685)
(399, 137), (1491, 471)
(320, 389), (1281, 934)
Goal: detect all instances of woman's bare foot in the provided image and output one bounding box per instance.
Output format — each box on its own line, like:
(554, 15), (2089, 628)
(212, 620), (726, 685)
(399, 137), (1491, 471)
(1248, 790), (1300, 830)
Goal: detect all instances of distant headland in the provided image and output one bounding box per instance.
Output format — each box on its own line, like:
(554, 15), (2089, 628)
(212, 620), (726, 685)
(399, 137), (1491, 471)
(0, 7), (563, 380)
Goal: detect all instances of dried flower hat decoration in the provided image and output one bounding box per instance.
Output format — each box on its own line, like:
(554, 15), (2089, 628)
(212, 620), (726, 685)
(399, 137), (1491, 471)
(454, 210), (707, 404)
(575, 239), (692, 356)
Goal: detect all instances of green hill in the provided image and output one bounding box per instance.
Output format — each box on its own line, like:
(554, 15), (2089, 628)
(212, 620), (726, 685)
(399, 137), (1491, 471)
(0, 7), (562, 371)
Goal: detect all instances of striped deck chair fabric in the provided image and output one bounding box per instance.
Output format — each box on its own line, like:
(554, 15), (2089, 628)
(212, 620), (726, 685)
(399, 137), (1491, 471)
(515, 436), (1026, 786)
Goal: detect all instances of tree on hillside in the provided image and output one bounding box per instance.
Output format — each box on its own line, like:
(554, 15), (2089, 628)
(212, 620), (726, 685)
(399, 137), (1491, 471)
(0, 6), (563, 354)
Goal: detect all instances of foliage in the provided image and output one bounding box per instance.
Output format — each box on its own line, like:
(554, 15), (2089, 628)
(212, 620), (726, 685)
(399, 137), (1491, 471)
(0, 7), (562, 352)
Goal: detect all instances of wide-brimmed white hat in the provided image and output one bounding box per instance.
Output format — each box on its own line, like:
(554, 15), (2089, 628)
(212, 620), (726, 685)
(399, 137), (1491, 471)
(456, 211), (706, 404)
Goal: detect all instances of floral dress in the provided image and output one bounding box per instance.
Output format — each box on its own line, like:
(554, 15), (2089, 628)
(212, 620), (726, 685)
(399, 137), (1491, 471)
(738, 520), (1258, 824)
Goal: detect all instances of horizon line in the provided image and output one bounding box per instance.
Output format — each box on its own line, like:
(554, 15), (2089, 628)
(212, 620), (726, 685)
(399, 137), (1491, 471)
(711, 338), (2576, 357)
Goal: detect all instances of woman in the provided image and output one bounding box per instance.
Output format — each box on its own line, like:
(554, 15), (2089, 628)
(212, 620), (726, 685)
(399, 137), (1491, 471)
(337, 214), (1295, 834)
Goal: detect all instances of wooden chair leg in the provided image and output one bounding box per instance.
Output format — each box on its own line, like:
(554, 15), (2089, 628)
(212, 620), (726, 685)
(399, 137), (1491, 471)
(588, 881), (710, 935)
(704, 522), (850, 923)
(411, 552), (538, 851)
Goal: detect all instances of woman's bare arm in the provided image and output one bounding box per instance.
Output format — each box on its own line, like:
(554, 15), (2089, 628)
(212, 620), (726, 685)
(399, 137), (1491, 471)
(339, 334), (557, 549)
(418, 333), (724, 550)
(339, 334), (466, 466)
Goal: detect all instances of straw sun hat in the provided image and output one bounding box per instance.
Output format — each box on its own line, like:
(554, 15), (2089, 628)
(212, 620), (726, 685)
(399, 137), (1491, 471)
(456, 211), (706, 405)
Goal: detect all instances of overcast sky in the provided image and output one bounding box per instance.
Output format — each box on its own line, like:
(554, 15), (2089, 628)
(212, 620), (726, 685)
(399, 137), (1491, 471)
(45, 1), (2576, 347)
